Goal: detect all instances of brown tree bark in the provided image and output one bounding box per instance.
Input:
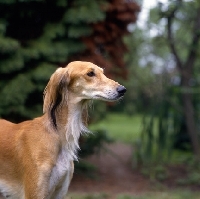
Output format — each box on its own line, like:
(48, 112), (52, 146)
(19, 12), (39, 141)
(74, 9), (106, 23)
(165, 1), (200, 157)
(181, 74), (200, 156)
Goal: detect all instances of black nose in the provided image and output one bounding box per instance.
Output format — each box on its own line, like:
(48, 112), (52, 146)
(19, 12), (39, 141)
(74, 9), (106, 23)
(117, 85), (126, 96)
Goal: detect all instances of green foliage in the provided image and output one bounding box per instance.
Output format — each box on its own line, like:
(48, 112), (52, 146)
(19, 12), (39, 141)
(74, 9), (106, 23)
(74, 129), (112, 176)
(125, 0), (200, 163)
(64, 0), (106, 24)
(123, 29), (165, 115)
(69, 191), (200, 199)
(0, 74), (34, 106)
(0, 37), (19, 54)
(116, 192), (200, 199)
(89, 101), (107, 123)
(132, 82), (200, 180)
(177, 171), (200, 185)
(79, 129), (113, 158)
(68, 25), (92, 38)
(0, 52), (24, 73)
(0, 0), (105, 121)
(0, 23), (6, 36)
(74, 160), (97, 178)
(90, 113), (143, 143)
(69, 193), (109, 199)
(175, 155), (200, 185)
(140, 165), (168, 181)
(132, 91), (177, 180)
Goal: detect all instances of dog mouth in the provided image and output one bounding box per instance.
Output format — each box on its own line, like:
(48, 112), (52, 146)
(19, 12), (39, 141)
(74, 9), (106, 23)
(89, 86), (126, 101)
(95, 94), (124, 102)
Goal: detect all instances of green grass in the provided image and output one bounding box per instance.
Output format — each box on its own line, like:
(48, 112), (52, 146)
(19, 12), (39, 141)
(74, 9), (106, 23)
(117, 191), (200, 199)
(90, 113), (143, 143)
(68, 191), (200, 199)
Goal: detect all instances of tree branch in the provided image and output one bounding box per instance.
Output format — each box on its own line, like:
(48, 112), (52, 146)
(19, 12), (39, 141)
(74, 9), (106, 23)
(185, 6), (200, 72)
(166, 0), (183, 71)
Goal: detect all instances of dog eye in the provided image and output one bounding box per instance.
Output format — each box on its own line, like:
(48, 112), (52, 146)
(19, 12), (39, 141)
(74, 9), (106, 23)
(87, 71), (95, 77)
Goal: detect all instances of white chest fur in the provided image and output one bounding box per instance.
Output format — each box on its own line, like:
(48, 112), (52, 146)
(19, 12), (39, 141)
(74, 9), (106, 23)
(48, 104), (90, 196)
(65, 106), (90, 160)
(49, 148), (72, 192)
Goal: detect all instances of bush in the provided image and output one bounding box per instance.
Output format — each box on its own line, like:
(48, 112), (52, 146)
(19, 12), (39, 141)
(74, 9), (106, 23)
(75, 129), (113, 175)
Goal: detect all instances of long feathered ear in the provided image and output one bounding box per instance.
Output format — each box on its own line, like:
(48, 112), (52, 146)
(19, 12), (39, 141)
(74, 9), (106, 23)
(43, 67), (69, 129)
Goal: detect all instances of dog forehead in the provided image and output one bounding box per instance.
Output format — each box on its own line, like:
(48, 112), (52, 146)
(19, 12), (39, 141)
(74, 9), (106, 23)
(66, 61), (103, 74)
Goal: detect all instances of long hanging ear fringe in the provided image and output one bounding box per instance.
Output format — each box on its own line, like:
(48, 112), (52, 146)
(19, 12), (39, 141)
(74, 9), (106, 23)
(43, 69), (68, 130)
(50, 76), (67, 129)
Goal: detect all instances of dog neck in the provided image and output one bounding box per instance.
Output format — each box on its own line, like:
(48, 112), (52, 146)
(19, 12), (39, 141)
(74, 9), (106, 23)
(45, 95), (90, 161)
(64, 98), (90, 160)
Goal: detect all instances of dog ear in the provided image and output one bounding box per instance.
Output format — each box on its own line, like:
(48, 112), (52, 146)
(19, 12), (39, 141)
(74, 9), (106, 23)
(43, 68), (69, 129)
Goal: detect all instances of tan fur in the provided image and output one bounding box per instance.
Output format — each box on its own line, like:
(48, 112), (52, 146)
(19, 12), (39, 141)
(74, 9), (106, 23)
(0, 61), (126, 199)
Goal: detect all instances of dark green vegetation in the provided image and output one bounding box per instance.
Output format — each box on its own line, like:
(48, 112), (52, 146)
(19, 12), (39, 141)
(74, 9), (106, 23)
(122, 0), (200, 161)
(90, 113), (142, 143)
(68, 190), (200, 199)
(1, 0), (200, 197)
(0, 0), (139, 121)
(90, 113), (200, 185)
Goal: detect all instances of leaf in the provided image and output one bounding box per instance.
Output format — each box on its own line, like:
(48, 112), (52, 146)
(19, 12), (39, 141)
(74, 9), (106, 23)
(0, 52), (24, 73)
(64, 1), (105, 24)
(0, 74), (35, 107)
(0, 37), (20, 54)
(68, 25), (92, 38)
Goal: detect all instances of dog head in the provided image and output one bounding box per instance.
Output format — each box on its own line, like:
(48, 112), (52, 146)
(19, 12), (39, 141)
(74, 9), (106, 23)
(65, 61), (126, 101)
(43, 61), (126, 128)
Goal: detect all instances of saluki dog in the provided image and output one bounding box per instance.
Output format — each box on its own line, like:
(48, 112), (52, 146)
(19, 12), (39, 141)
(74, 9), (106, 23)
(0, 61), (126, 199)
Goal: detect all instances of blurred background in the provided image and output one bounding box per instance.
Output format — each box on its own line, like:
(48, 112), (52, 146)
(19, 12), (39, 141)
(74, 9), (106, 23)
(0, 0), (200, 198)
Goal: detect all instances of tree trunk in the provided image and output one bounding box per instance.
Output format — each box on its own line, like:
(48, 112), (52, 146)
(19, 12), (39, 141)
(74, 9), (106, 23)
(165, 0), (200, 158)
(181, 75), (200, 157)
